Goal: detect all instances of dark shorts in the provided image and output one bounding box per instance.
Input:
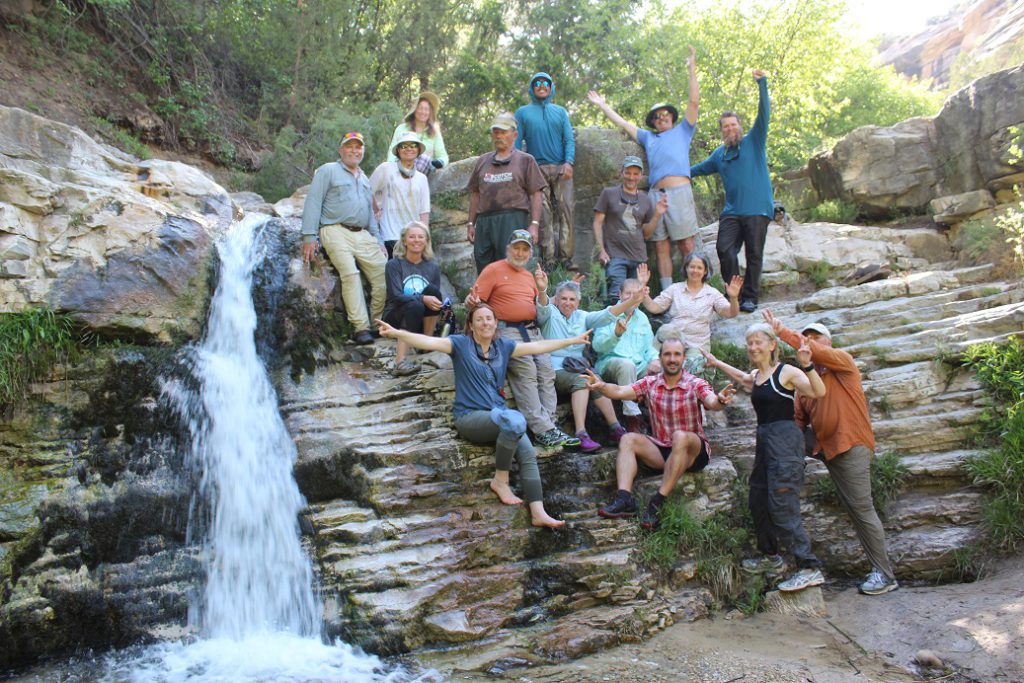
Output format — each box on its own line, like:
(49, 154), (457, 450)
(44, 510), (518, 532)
(654, 437), (710, 472)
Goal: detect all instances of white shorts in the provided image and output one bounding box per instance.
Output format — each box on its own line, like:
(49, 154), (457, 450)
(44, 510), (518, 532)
(650, 183), (699, 242)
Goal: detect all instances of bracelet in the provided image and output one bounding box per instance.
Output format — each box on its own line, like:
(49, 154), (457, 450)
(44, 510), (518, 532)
(467, 222), (474, 227)
(530, 220), (539, 225)
(801, 364), (816, 373)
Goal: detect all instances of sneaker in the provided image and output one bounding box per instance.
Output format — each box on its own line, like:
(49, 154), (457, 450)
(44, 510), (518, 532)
(352, 329), (374, 345)
(623, 414), (646, 434)
(777, 568), (825, 592)
(535, 428), (581, 448)
(393, 359), (421, 377)
(576, 431), (601, 453)
(598, 492), (637, 519)
(609, 424), (627, 442)
(741, 554), (785, 574)
(739, 300), (757, 313)
(859, 570), (899, 595)
(640, 498), (663, 530)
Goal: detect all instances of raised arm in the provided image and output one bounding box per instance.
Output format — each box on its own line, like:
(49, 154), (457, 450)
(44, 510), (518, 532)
(513, 329), (592, 357)
(685, 46), (700, 125)
(582, 369), (638, 401)
(700, 348), (754, 392)
(376, 319), (453, 354)
(765, 310), (857, 374)
(701, 382), (737, 412)
(608, 285), (648, 316)
(780, 340), (826, 398)
(587, 90), (638, 141)
(749, 70), (769, 144)
(635, 263), (670, 314)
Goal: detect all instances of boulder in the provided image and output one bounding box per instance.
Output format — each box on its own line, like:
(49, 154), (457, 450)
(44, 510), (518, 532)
(930, 189), (996, 224)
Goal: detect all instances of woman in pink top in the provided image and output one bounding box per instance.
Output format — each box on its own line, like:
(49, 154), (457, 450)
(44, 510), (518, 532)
(638, 254), (741, 374)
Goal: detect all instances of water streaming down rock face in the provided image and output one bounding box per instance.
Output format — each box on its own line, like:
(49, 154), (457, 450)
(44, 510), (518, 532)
(105, 216), (422, 682)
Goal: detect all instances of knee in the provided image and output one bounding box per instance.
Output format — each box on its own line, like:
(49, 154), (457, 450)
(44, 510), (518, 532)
(492, 408), (527, 436)
(671, 430), (697, 448)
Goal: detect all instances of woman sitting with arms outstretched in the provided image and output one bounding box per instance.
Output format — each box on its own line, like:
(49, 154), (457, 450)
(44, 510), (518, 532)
(376, 304), (591, 528)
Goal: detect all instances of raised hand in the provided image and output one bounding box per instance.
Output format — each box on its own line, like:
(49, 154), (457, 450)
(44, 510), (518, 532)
(687, 45), (696, 69)
(699, 347), (719, 368)
(726, 275), (743, 300)
(629, 286), (649, 307)
(752, 69), (766, 80)
(375, 319), (398, 338)
(465, 284), (481, 309)
(796, 339), (814, 368)
(573, 328), (593, 346)
(586, 90), (605, 106)
(761, 309), (784, 335)
(614, 316), (628, 337)
(571, 271), (587, 285)
(717, 382), (736, 405)
(637, 262), (651, 286)
(534, 264), (549, 291)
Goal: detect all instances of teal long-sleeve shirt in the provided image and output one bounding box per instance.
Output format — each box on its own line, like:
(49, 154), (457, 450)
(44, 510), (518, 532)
(514, 104), (575, 166)
(690, 77), (774, 218)
(537, 303), (615, 370)
(593, 310), (657, 376)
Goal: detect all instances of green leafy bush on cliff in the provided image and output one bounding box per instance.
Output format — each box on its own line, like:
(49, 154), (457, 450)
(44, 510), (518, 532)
(0, 308), (79, 407)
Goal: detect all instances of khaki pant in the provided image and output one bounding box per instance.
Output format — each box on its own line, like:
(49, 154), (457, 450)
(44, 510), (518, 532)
(506, 326), (558, 435)
(826, 445), (895, 579)
(539, 164), (574, 265)
(320, 225), (387, 332)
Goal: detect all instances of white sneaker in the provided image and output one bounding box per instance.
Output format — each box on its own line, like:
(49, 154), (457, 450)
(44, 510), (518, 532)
(859, 570), (899, 595)
(778, 568), (825, 592)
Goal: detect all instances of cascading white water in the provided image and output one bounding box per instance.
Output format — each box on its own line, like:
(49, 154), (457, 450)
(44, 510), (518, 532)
(102, 216), (430, 682)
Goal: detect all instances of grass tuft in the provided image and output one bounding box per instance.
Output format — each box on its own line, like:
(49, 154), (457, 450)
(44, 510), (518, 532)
(0, 308), (81, 408)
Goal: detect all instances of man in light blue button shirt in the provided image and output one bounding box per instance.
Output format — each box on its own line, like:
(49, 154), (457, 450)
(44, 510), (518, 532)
(301, 131), (388, 345)
(535, 268), (647, 451)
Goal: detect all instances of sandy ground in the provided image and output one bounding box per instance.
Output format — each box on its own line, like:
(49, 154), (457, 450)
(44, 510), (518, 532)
(454, 557), (1023, 683)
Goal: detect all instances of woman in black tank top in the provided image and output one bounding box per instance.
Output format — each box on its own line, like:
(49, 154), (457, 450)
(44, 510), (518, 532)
(702, 321), (828, 592)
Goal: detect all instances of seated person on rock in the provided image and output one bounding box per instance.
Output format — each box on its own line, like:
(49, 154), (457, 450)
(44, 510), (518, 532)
(584, 335), (735, 530)
(638, 255), (742, 375)
(592, 278), (658, 435)
(376, 304), (591, 528)
(381, 221), (443, 377)
(535, 269), (648, 452)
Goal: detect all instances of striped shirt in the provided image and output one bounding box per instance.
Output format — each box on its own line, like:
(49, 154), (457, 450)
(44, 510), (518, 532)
(631, 372), (715, 449)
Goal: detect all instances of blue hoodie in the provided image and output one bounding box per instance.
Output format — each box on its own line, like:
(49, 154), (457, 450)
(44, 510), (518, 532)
(514, 72), (575, 166)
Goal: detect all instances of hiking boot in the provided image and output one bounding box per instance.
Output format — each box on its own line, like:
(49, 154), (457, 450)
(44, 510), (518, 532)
(536, 428), (581, 449)
(741, 554), (785, 574)
(576, 431), (601, 453)
(624, 414), (646, 434)
(739, 300), (757, 313)
(640, 498), (663, 530)
(352, 329), (374, 345)
(609, 424), (627, 443)
(777, 568), (825, 592)
(859, 570), (899, 596)
(597, 492), (637, 519)
(393, 359), (421, 377)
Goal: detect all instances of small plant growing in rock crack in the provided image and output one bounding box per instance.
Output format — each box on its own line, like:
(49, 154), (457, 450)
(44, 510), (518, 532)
(804, 259), (833, 289)
(873, 393), (894, 417)
(731, 573), (768, 615)
(810, 451), (909, 519)
(0, 308), (81, 409)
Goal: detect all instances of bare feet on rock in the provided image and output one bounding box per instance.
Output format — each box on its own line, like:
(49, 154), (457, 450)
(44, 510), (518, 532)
(489, 478), (523, 505)
(528, 501), (565, 528)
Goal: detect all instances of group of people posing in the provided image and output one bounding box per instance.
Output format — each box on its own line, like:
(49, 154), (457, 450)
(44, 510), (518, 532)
(300, 59), (899, 597)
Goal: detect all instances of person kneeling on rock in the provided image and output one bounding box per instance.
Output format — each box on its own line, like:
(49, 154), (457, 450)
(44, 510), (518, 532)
(376, 304), (592, 528)
(584, 335), (735, 530)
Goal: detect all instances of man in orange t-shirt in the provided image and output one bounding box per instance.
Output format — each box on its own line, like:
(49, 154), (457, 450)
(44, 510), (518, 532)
(466, 230), (580, 449)
(767, 310), (898, 596)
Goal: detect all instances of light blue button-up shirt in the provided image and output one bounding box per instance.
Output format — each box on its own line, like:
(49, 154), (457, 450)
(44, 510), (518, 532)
(593, 310), (657, 376)
(537, 303), (616, 370)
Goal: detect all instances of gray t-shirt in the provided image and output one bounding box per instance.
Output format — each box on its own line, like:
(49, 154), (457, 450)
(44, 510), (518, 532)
(594, 186), (655, 262)
(449, 334), (516, 417)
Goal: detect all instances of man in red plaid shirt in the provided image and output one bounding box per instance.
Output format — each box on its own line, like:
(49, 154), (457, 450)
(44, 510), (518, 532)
(584, 337), (735, 528)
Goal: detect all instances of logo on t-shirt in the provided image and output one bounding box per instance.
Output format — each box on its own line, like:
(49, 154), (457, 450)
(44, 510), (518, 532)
(484, 172), (514, 184)
(621, 205), (640, 233)
(403, 274), (430, 296)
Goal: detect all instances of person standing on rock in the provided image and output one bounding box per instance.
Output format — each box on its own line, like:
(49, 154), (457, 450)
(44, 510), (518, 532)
(375, 305), (591, 528)
(765, 311), (899, 595)
(370, 132), (431, 258)
(468, 113), (547, 273)
(584, 335), (736, 530)
(690, 70), (774, 313)
(587, 46), (702, 292)
(701, 322), (827, 593)
(515, 72), (576, 268)
(301, 131), (387, 346)
(593, 155), (667, 301)
(465, 230), (581, 449)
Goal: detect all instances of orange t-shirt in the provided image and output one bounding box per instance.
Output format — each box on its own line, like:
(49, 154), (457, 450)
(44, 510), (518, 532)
(475, 260), (538, 322)
(780, 327), (876, 460)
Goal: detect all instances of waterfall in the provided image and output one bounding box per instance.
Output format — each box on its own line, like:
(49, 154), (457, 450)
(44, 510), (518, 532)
(103, 216), (429, 682)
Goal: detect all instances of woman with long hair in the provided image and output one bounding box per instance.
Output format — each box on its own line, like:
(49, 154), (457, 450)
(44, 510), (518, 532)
(381, 221), (442, 376)
(387, 91), (449, 173)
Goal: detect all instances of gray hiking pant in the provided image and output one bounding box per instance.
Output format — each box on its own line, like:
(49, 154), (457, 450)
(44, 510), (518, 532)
(454, 408), (543, 503)
(749, 420), (820, 568)
(506, 326), (558, 435)
(826, 445), (895, 579)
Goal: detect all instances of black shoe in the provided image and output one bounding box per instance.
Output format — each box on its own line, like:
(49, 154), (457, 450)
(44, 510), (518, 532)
(598, 492), (637, 519)
(640, 499), (663, 530)
(739, 300), (757, 313)
(352, 330), (374, 345)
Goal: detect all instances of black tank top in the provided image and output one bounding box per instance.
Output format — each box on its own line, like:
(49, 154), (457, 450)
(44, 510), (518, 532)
(750, 364), (795, 425)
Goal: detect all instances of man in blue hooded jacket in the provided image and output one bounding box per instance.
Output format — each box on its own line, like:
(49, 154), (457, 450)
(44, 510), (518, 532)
(515, 72), (576, 269)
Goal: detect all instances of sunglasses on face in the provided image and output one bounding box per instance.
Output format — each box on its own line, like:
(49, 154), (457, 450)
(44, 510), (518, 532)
(397, 143), (419, 150)
(654, 110), (673, 120)
(533, 80), (551, 88)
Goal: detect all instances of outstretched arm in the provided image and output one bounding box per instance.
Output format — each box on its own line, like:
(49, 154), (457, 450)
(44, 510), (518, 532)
(376, 319), (453, 354)
(685, 46), (700, 125)
(583, 369), (638, 401)
(513, 329), (592, 357)
(700, 348), (754, 391)
(587, 90), (638, 141)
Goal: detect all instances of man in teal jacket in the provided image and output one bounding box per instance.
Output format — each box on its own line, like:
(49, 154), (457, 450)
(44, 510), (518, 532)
(515, 72), (576, 268)
(691, 69), (773, 313)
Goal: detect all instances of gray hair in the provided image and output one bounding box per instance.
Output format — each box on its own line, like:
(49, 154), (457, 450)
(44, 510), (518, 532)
(745, 322), (779, 363)
(683, 251), (713, 283)
(554, 280), (581, 297)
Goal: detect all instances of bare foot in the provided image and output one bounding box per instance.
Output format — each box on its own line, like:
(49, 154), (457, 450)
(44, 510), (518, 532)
(531, 512), (566, 528)
(489, 478), (523, 505)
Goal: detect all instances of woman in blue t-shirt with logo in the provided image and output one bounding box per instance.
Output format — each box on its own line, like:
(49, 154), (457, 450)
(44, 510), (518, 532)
(376, 304), (591, 528)
(381, 221), (443, 376)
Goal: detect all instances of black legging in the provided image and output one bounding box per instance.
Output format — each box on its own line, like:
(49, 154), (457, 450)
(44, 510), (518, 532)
(383, 283), (444, 333)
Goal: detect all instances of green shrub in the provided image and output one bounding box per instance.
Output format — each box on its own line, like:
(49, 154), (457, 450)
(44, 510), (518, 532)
(0, 308), (80, 408)
(802, 199), (859, 224)
(810, 451), (909, 518)
(805, 260), (833, 289)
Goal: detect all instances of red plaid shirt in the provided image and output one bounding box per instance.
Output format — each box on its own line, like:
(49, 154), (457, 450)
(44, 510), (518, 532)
(631, 372), (715, 450)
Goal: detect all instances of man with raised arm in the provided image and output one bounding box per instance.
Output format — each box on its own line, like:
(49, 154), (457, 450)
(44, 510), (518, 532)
(690, 70), (774, 313)
(584, 335), (735, 529)
(764, 310), (898, 595)
(301, 131), (387, 346)
(515, 72), (577, 268)
(587, 46), (701, 292)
